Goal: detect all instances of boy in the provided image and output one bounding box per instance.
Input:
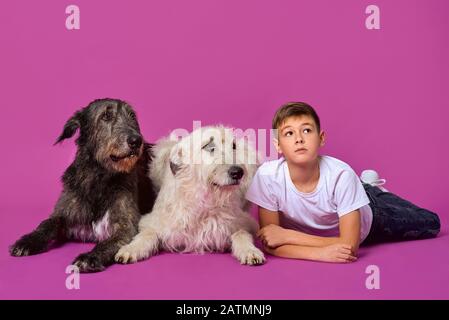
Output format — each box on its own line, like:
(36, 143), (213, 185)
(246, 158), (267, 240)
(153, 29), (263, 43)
(246, 102), (440, 263)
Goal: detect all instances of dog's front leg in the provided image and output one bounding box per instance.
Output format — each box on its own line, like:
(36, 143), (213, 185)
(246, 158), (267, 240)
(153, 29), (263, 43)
(231, 229), (266, 266)
(73, 207), (139, 273)
(115, 226), (160, 264)
(72, 223), (136, 273)
(10, 216), (65, 257)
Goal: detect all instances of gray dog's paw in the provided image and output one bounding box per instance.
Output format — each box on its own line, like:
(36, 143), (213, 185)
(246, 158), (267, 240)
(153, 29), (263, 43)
(9, 234), (48, 257)
(72, 253), (106, 273)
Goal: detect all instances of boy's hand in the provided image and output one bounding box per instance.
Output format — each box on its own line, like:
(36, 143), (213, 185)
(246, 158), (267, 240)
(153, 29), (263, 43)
(256, 224), (289, 248)
(317, 243), (357, 263)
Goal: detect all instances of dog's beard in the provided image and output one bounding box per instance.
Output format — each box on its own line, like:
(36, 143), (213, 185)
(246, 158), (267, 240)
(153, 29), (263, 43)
(212, 179), (241, 187)
(206, 166), (245, 188)
(102, 145), (143, 173)
(110, 149), (139, 162)
(210, 175), (243, 189)
(110, 154), (139, 173)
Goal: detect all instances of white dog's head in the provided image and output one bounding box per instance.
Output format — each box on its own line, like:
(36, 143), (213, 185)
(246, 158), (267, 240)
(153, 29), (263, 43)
(161, 125), (259, 193)
(170, 126), (259, 189)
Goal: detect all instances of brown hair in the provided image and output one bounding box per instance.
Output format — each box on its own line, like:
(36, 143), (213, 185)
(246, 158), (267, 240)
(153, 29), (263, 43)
(272, 102), (321, 132)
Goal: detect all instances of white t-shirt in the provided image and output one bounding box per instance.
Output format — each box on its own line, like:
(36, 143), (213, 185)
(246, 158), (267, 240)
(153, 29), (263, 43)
(245, 156), (373, 243)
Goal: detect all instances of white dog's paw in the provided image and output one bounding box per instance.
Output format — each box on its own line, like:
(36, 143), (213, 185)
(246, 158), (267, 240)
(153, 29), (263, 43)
(114, 244), (152, 264)
(235, 247), (266, 266)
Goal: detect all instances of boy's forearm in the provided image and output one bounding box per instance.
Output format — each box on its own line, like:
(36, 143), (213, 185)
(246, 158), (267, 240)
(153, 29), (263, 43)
(284, 229), (359, 252)
(284, 229), (337, 246)
(265, 244), (321, 261)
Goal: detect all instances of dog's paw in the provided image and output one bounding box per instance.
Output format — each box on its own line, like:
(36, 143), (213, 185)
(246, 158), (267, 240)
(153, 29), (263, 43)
(115, 243), (153, 264)
(236, 247), (266, 266)
(9, 235), (48, 257)
(72, 253), (106, 273)
(114, 246), (136, 264)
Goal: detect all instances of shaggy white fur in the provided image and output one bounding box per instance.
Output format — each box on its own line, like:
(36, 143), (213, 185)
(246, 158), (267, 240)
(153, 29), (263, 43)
(115, 125), (265, 265)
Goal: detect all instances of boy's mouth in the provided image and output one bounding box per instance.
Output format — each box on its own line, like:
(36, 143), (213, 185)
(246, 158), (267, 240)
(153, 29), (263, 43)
(295, 147), (307, 153)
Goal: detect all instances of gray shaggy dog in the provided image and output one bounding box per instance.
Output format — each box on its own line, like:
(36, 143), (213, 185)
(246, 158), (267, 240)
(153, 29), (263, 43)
(9, 98), (156, 273)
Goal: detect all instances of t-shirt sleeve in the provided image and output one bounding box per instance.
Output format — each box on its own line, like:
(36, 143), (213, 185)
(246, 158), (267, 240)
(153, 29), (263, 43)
(334, 168), (370, 217)
(245, 168), (279, 212)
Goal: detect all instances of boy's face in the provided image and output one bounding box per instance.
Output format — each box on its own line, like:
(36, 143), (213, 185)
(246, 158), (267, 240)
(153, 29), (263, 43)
(274, 115), (325, 165)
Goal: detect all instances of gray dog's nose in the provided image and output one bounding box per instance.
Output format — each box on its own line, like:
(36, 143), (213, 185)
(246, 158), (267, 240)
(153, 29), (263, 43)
(127, 135), (142, 149)
(228, 166), (244, 180)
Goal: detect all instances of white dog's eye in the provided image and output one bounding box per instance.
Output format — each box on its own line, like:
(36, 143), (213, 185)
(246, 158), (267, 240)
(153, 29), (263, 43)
(204, 146), (215, 153)
(202, 140), (215, 153)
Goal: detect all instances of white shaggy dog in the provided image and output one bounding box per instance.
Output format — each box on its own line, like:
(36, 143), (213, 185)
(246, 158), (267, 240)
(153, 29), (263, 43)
(115, 125), (265, 265)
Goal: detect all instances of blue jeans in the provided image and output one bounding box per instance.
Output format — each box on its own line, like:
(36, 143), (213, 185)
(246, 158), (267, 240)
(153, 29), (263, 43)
(362, 183), (440, 244)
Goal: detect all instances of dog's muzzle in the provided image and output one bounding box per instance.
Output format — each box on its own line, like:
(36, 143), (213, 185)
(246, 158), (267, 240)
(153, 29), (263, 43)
(127, 135), (142, 150)
(110, 134), (143, 162)
(227, 166), (244, 185)
(228, 166), (244, 180)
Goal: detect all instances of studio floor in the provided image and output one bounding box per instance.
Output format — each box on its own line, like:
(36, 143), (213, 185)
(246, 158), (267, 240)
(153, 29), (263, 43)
(1, 205), (448, 300)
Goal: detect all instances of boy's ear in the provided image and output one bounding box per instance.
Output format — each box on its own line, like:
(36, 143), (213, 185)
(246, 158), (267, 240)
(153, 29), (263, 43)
(319, 130), (326, 147)
(273, 138), (282, 154)
(54, 109), (84, 145)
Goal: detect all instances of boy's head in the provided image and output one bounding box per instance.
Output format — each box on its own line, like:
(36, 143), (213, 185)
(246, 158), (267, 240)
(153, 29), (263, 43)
(272, 102), (325, 165)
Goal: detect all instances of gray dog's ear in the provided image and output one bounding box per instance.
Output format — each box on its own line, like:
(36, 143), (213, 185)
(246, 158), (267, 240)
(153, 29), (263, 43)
(54, 109), (84, 145)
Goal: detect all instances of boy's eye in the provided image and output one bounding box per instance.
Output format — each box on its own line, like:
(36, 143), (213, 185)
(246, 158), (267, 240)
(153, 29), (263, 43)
(303, 128), (312, 134)
(285, 131), (293, 136)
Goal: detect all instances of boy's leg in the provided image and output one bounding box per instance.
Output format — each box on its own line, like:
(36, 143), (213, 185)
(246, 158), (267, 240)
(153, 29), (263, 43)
(362, 184), (440, 244)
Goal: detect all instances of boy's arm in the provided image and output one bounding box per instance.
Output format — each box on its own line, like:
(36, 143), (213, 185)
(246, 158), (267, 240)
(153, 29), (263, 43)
(264, 243), (357, 263)
(337, 210), (361, 254)
(258, 205), (280, 228)
(257, 206), (358, 262)
(264, 244), (320, 260)
(257, 206), (361, 255)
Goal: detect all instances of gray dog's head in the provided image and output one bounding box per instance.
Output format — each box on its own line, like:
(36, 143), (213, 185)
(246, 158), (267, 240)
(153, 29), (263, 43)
(55, 98), (144, 173)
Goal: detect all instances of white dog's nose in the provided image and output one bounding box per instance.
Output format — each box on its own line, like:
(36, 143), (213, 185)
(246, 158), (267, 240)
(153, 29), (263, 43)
(228, 166), (244, 180)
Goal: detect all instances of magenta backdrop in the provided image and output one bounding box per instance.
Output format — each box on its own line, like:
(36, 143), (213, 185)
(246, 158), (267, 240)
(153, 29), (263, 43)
(1, 0), (448, 299)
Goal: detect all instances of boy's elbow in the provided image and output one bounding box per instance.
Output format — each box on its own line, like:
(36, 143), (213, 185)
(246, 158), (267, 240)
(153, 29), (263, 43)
(263, 245), (277, 256)
(339, 238), (360, 256)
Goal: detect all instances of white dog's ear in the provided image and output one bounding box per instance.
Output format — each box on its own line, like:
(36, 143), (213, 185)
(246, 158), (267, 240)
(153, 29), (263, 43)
(170, 160), (181, 175)
(169, 145), (184, 176)
(149, 136), (178, 189)
(235, 137), (261, 211)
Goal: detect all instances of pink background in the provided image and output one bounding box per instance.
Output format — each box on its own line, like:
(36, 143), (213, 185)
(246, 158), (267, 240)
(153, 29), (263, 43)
(1, 0), (448, 299)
